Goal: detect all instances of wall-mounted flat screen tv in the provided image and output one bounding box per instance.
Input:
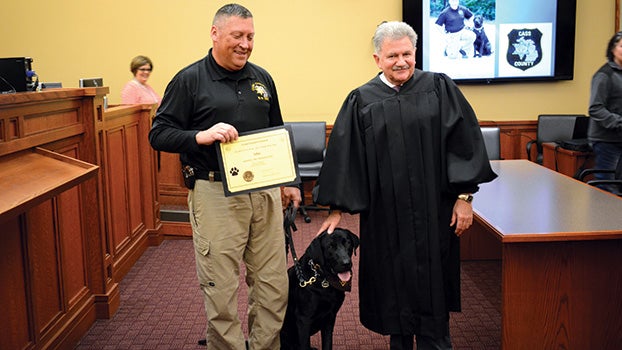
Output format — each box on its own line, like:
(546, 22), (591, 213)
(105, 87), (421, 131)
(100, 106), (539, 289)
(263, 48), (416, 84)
(402, 0), (577, 84)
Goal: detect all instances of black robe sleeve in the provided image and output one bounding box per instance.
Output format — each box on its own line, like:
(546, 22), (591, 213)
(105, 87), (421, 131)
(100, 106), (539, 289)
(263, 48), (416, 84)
(438, 73), (497, 194)
(314, 90), (370, 213)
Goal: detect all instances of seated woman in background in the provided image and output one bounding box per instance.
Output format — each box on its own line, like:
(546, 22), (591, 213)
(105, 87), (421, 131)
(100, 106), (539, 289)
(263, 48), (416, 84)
(121, 55), (161, 105)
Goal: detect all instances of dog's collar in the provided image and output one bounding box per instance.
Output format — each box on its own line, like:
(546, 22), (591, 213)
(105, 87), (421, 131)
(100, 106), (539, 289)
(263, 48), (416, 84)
(300, 259), (352, 292)
(298, 259), (320, 288)
(324, 275), (352, 292)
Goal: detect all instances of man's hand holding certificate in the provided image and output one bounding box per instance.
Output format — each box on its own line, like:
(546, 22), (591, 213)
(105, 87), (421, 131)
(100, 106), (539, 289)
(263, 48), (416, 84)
(216, 126), (300, 196)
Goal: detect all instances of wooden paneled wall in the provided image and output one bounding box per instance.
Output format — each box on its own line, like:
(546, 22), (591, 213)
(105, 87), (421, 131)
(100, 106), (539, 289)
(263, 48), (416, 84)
(482, 120), (538, 160)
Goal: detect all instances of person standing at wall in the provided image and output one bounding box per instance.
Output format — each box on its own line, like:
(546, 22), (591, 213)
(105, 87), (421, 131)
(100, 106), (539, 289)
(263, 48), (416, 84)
(313, 21), (497, 349)
(121, 55), (161, 105)
(588, 31), (622, 195)
(149, 4), (301, 349)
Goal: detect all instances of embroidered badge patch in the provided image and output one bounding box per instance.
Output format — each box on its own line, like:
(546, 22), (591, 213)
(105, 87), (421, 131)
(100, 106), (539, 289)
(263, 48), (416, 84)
(506, 28), (542, 71)
(252, 82), (270, 101)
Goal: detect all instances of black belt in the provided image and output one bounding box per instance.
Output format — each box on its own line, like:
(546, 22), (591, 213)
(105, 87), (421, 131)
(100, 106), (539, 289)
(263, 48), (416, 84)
(194, 170), (222, 182)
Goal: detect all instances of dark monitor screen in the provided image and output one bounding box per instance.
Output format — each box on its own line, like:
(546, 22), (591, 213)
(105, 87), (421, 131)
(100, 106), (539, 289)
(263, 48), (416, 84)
(79, 77), (104, 87)
(0, 57), (27, 93)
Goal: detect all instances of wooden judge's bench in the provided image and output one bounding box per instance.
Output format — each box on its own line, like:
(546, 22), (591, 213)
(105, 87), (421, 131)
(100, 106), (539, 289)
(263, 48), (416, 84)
(0, 88), (161, 350)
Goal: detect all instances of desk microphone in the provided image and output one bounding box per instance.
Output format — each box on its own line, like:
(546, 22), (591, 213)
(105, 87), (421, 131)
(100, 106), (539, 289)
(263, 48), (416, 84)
(26, 70), (39, 91)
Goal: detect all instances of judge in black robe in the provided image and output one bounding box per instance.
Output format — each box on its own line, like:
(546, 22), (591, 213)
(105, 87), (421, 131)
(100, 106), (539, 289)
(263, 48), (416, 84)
(313, 21), (497, 349)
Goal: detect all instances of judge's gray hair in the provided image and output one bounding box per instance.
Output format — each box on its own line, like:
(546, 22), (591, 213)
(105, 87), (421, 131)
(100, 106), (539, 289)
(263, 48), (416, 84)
(213, 3), (253, 26)
(373, 21), (418, 54)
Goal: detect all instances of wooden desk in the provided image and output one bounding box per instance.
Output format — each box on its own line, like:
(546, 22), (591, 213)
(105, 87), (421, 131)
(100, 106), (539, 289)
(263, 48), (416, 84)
(473, 160), (622, 349)
(542, 142), (593, 178)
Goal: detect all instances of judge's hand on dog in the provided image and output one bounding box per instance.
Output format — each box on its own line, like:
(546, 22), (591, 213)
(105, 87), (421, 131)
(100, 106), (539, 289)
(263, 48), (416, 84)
(319, 199), (473, 237)
(316, 210), (343, 236)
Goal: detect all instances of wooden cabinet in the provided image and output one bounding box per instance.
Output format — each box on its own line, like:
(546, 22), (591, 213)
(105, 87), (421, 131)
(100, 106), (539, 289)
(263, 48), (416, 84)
(542, 142), (594, 178)
(479, 120), (537, 160)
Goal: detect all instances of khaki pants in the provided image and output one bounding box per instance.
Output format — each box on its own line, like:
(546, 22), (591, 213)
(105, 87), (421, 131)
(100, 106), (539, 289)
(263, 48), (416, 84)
(189, 180), (288, 350)
(444, 29), (476, 58)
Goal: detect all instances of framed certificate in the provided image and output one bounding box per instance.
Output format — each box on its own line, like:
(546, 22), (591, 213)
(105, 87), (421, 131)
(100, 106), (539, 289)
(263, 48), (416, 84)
(216, 125), (300, 196)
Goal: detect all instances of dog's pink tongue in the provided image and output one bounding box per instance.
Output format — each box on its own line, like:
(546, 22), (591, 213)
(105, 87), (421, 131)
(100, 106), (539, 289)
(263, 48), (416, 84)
(338, 271), (351, 282)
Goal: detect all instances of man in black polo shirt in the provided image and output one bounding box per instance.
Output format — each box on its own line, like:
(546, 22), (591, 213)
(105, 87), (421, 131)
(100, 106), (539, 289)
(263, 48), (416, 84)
(435, 0), (476, 59)
(149, 3), (300, 349)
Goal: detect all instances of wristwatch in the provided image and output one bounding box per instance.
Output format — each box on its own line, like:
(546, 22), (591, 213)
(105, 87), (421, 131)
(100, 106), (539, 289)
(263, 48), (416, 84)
(457, 193), (474, 203)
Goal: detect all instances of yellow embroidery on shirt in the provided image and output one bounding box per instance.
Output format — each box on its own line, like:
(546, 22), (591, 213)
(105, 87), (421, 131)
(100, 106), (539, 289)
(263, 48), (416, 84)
(252, 82), (270, 101)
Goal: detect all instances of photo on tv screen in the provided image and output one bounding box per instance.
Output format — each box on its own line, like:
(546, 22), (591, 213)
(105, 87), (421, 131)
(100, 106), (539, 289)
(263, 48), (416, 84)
(403, 0), (576, 84)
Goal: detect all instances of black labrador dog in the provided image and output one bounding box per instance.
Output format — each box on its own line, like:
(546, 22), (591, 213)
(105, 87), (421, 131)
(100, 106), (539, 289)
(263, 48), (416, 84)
(472, 14), (493, 57)
(280, 228), (360, 350)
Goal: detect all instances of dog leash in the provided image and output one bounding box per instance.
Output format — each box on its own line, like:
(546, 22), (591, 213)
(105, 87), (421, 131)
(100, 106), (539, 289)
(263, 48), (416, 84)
(283, 202), (308, 287)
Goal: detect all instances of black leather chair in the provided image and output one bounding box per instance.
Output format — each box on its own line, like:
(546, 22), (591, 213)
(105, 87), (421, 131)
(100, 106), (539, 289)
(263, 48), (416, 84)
(285, 122), (327, 223)
(578, 154), (622, 196)
(526, 114), (589, 164)
(480, 126), (501, 160)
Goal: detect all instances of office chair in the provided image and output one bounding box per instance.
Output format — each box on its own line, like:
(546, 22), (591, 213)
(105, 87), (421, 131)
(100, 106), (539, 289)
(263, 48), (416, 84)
(578, 154), (622, 196)
(285, 121), (327, 223)
(526, 114), (589, 164)
(480, 126), (501, 160)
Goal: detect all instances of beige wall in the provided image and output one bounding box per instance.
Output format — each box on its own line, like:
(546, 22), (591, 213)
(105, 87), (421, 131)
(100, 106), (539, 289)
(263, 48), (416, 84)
(0, 0), (616, 121)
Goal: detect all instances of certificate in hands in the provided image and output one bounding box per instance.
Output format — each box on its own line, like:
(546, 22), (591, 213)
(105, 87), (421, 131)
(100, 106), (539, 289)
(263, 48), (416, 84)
(216, 125), (300, 196)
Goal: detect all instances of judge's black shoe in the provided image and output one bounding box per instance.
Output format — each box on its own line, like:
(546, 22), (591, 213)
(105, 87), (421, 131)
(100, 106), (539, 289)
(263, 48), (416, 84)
(197, 339), (249, 349)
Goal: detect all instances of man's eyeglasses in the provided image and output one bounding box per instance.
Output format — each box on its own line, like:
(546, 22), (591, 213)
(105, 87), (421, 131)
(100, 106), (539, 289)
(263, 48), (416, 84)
(138, 68), (152, 72)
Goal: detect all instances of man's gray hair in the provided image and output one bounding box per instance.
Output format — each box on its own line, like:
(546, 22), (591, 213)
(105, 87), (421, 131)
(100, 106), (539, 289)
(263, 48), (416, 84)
(373, 21), (418, 54)
(213, 3), (253, 26)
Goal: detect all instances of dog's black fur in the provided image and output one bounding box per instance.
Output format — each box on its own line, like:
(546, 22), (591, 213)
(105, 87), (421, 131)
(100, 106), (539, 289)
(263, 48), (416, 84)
(472, 15), (492, 57)
(280, 228), (360, 350)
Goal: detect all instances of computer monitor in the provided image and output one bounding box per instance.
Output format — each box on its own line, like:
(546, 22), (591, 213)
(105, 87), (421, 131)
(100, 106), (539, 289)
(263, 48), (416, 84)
(79, 77), (103, 87)
(0, 57), (28, 93)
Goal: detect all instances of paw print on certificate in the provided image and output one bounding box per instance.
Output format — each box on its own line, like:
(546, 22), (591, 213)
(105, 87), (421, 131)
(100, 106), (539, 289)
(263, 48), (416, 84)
(229, 167), (239, 176)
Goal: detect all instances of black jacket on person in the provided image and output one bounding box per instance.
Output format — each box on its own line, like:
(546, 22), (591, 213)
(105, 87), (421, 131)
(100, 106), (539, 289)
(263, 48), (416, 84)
(314, 70), (497, 338)
(588, 61), (622, 143)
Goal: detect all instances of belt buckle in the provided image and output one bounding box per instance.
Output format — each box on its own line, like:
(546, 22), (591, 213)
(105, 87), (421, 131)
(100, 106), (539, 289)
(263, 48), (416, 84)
(209, 171), (215, 182)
